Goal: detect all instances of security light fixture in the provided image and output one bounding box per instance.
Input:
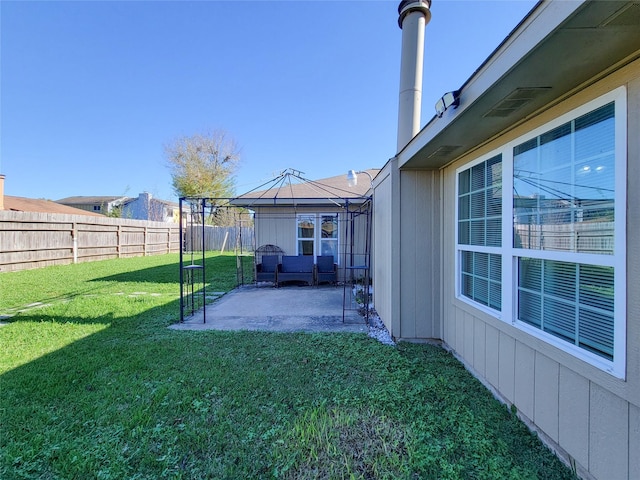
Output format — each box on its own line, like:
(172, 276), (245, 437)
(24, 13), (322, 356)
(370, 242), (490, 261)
(435, 90), (461, 117)
(347, 170), (358, 187)
(346, 170), (373, 188)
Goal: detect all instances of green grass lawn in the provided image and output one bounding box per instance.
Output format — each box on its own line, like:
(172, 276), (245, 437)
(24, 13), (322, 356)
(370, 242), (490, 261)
(0, 253), (575, 479)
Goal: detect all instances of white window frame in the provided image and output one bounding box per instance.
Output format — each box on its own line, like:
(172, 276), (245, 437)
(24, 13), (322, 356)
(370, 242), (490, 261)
(318, 213), (339, 261)
(455, 153), (504, 318)
(295, 213), (340, 262)
(454, 87), (626, 378)
(296, 214), (316, 257)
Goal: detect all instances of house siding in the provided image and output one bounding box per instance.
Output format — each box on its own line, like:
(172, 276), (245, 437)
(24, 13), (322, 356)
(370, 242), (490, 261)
(374, 164), (443, 340)
(252, 205), (371, 281)
(533, 352), (560, 443)
(373, 164), (394, 332)
(254, 207), (297, 254)
(73, 204), (101, 213)
(121, 194), (178, 223)
(630, 404), (640, 479)
(437, 61), (640, 479)
(558, 365), (590, 468)
(399, 169), (441, 340)
(589, 383), (629, 479)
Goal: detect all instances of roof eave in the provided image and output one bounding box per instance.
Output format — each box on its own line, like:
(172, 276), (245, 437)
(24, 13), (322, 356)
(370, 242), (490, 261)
(398, 0), (640, 169)
(230, 196), (371, 208)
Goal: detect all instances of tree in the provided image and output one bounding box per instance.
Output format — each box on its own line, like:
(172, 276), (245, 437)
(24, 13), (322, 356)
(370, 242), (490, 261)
(165, 129), (240, 199)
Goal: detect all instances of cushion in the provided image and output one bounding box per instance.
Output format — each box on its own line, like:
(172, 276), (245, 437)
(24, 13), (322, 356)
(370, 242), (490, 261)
(281, 255), (313, 273)
(260, 255), (278, 273)
(317, 255), (335, 273)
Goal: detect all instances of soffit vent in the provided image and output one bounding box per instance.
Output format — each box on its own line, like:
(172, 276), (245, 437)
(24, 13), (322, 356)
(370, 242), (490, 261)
(600, 2), (640, 27)
(427, 145), (462, 158)
(483, 87), (551, 118)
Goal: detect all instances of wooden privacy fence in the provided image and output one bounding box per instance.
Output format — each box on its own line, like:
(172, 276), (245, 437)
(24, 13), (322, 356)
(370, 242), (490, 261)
(514, 221), (614, 254)
(0, 211), (180, 272)
(184, 225), (254, 252)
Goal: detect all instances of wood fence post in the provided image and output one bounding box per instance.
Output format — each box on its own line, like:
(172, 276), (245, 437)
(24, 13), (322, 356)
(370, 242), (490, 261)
(72, 222), (78, 264)
(117, 224), (122, 258)
(221, 231), (229, 253)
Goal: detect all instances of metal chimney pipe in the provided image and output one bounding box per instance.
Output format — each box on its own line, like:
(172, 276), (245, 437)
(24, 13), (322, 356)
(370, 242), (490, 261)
(396, 0), (431, 152)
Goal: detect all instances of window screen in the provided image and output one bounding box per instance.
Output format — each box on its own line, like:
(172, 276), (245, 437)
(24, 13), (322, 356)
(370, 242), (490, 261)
(517, 258), (614, 361)
(458, 154), (502, 247)
(457, 154), (502, 310)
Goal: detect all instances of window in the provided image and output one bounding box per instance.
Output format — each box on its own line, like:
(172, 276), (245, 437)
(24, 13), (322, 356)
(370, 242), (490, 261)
(457, 154), (503, 311)
(297, 215), (315, 255)
(513, 101), (619, 365)
(296, 213), (339, 260)
(517, 258), (614, 361)
(513, 103), (615, 254)
(320, 215), (338, 258)
(455, 88), (626, 377)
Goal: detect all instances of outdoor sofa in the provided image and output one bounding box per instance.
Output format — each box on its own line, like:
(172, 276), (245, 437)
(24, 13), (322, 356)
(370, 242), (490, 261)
(277, 255), (314, 287)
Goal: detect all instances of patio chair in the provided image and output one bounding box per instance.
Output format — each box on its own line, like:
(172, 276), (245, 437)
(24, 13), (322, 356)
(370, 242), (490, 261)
(256, 255), (279, 285)
(316, 255), (337, 286)
(255, 244), (284, 262)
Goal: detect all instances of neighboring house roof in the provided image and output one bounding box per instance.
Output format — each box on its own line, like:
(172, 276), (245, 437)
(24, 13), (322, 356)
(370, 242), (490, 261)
(398, 0), (640, 169)
(56, 195), (129, 205)
(160, 199), (181, 208)
(4, 195), (104, 216)
(232, 169), (380, 206)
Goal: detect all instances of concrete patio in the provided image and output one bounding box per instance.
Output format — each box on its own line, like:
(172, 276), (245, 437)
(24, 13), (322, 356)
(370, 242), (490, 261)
(169, 284), (368, 333)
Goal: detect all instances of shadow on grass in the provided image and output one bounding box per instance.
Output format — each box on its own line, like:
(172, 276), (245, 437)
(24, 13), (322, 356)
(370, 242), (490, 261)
(91, 260), (182, 284)
(1, 297), (576, 480)
(91, 254), (247, 290)
(0, 256), (576, 479)
(1, 297), (210, 477)
(1, 255), (252, 331)
(2, 296), (360, 478)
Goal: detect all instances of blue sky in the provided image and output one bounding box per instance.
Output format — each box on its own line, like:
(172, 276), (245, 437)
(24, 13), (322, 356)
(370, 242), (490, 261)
(1, 0), (537, 201)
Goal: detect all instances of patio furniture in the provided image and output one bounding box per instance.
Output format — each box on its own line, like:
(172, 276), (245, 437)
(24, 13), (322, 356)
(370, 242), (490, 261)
(255, 244), (284, 263)
(316, 255), (337, 285)
(277, 255), (314, 287)
(256, 255), (279, 284)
